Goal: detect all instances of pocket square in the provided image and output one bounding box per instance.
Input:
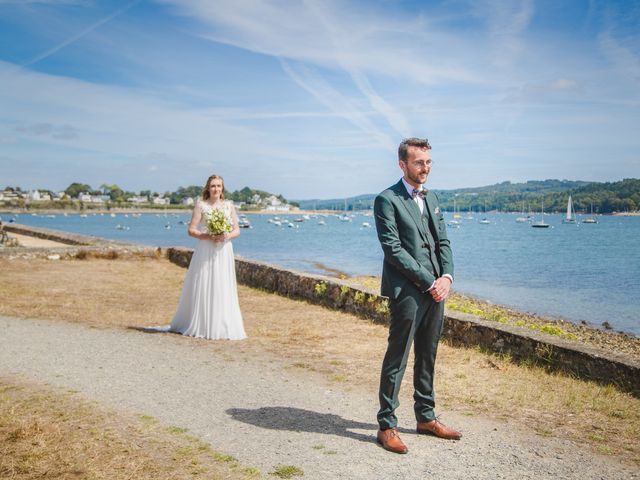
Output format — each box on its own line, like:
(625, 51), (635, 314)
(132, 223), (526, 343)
(434, 207), (440, 214)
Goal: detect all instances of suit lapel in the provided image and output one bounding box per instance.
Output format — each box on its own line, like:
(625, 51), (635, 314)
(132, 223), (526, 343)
(424, 193), (440, 241)
(393, 181), (429, 243)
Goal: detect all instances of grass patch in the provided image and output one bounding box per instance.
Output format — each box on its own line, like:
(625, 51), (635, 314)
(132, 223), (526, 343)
(272, 464), (304, 478)
(166, 426), (188, 434)
(243, 466), (261, 477)
(211, 451), (237, 463)
(448, 296), (578, 339)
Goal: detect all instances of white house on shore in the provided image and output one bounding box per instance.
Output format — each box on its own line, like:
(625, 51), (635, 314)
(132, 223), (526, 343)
(128, 195), (149, 204)
(78, 192), (108, 204)
(0, 191), (23, 202)
(26, 190), (53, 201)
(263, 194), (292, 211)
(181, 197), (195, 206)
(152, 196), (170, 205)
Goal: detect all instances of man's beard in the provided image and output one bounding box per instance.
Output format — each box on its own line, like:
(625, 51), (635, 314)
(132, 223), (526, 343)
(408, 171), (427, 185)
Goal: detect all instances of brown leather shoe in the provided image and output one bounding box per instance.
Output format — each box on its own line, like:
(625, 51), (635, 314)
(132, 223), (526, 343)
(377, 428), (408, 454)
(416, 419), (462, 440)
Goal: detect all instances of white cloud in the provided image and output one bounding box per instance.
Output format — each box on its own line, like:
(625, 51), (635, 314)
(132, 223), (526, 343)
(279, 60), (395, 149)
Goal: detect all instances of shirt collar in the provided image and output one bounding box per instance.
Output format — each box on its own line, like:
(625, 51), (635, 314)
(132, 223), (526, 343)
(401, 177), (424, 197)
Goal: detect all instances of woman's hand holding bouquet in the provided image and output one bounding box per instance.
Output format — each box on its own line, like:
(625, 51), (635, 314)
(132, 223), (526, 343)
(205, 209), (232, 243)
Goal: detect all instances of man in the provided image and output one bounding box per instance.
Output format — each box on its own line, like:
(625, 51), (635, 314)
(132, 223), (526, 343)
(374, 137), (461, 454)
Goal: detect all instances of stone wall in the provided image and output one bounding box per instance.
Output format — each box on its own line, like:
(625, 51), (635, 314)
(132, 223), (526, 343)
(3, 222), (125, 247)
(166, 247), (391, 322)
(442, 312), (639, 395)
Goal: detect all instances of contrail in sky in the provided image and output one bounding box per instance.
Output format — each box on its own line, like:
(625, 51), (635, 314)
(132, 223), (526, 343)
(21, 0), (142, 69)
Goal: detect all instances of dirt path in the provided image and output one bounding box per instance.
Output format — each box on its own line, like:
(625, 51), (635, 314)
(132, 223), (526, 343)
(2, 315), (635, 480)
(3, 232), (69, 247)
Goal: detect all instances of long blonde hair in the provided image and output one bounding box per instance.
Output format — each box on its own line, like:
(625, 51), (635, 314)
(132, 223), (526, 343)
(201, 175), (225, 201)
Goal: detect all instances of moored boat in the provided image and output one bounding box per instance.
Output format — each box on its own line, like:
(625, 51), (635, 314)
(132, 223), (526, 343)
(562, 195), (577, 224)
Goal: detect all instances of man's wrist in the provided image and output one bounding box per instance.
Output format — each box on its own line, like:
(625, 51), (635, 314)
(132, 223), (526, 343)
(425, 280), (436, 293)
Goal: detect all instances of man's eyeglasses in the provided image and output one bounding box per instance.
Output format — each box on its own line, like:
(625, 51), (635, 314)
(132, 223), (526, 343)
(408, 160), (433, 168)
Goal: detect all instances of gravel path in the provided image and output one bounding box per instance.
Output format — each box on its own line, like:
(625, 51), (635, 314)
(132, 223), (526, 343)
(2, 315), (636, 480)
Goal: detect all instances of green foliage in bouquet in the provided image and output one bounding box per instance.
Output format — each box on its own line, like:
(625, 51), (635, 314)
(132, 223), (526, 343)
(205, 209), (232, 235)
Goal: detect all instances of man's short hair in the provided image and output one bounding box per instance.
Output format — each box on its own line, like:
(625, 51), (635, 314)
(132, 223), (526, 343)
(398, 137), (431, 162)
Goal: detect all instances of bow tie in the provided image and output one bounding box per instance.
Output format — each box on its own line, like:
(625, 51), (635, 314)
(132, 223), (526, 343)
(411, 188), (427, 199)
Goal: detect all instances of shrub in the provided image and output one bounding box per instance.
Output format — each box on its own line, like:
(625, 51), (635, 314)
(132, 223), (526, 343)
(314, 282), (327, 297)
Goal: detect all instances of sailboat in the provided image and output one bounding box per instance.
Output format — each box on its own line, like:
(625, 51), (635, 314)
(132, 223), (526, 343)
(531, 200), (550, 228)
(449, 198), (461, 225)
(562, 195), (577, 224)
(479, 200), (490, 224)
(452, 198), (462, 219)
(339, 198), (352, 222)
(465, 206), (474, 220)
(515, 200), (531, 223)
(582, 203), (598, 224)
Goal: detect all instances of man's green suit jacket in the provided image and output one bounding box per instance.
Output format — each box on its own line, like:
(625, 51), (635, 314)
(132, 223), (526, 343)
(374, 179), (453, 300)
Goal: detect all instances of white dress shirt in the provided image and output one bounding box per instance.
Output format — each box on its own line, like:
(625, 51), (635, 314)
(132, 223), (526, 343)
(401, 177), (425, 213)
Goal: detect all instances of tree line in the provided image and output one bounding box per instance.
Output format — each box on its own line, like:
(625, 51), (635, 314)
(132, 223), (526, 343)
(436, 178), (640, 214)
(2, 183), (296, 208)
(297, 178), (640, 214)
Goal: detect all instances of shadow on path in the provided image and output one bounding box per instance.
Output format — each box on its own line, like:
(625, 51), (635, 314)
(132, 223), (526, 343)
(227, 406), (410, 444)
(128, 326), (177, 334)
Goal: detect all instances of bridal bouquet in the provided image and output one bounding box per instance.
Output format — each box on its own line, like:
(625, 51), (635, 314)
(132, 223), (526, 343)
(205, 209), (232, 236)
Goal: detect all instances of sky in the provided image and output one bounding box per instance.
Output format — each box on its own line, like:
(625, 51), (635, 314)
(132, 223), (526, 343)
(0, 0), (639, 199)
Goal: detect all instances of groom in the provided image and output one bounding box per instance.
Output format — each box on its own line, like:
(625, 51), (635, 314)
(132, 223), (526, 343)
(374, 137), (461, 454)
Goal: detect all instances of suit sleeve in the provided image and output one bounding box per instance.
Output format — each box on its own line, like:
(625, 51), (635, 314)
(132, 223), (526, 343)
(374, 193), (436, 290)
(433, 193), (454, 278)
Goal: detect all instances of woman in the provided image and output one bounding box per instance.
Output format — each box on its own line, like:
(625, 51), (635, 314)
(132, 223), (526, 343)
(170, 174), (246, 340)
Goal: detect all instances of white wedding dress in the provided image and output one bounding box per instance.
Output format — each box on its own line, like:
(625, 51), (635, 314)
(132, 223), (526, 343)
(169, 199), (246, 340)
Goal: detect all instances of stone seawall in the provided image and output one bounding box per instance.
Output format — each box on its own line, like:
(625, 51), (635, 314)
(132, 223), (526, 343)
(3, 222), (126, 247)
(4, 223), (638, 396)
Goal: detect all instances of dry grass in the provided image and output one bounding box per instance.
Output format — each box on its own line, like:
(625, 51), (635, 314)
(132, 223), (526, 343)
(0, 256), (182, 328)
(0, 376), (258, 480)
(0, 256), (639, 467)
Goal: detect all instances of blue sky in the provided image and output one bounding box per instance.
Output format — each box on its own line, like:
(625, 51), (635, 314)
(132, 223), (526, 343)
(1, 0), (638, 199)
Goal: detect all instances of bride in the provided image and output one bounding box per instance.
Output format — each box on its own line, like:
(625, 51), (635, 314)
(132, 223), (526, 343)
(169, 174), (246, 340)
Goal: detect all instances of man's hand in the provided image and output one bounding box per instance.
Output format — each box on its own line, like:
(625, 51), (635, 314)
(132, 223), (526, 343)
(430, 276), (452, 302)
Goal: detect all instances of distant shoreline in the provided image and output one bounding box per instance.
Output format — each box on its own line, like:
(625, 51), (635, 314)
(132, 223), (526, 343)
(2, 206), (638, 216)
(0, 207), (351, 216)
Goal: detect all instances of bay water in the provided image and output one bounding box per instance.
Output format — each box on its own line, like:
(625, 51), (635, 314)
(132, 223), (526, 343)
(8, 211), (640, 335)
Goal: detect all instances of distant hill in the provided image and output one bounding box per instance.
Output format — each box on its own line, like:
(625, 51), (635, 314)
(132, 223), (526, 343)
(296, 178), (640, 214)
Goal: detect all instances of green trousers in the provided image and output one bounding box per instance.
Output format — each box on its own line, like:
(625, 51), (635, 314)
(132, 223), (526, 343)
(377, 290), (445, 430)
